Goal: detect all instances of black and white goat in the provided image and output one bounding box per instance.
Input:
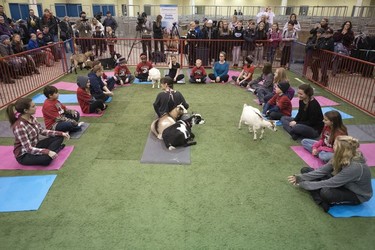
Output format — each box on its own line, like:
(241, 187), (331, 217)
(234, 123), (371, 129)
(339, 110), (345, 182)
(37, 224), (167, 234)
(162, 114), (205, 150)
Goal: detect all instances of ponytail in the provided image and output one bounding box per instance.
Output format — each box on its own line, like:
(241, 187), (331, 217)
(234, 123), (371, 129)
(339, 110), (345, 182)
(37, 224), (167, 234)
(6, 97), (32, 125)
(6, 103), (17, 125)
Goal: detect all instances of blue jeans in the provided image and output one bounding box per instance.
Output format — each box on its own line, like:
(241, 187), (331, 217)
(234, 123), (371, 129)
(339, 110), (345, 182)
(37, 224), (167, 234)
(64, 38), (74, 53)
(301, 138), (334, 163)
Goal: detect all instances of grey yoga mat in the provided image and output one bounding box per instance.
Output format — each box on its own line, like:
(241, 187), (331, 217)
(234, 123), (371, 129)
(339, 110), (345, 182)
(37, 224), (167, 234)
(347, 124), (375, 142)
(140, 132), (191, 165)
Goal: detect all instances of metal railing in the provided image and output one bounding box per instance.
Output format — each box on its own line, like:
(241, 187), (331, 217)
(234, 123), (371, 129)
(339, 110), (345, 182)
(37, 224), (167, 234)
(0, 42), (68, 109)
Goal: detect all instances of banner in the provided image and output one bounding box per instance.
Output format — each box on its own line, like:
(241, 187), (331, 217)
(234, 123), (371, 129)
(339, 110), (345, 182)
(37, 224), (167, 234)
(160, 5), (178, 33)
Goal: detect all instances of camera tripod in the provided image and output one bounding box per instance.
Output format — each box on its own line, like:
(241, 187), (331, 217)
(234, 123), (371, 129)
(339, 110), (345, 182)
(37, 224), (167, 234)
(126, 29), (143, 63)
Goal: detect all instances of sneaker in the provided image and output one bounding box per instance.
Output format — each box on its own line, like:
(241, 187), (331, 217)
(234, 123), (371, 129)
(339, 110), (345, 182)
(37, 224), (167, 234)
(247, 88), (255, 93)
(78, 122), (84, 127)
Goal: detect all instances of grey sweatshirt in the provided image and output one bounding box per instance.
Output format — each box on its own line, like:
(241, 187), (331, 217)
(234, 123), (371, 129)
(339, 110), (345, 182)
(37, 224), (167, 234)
(296, 157), (373, 203)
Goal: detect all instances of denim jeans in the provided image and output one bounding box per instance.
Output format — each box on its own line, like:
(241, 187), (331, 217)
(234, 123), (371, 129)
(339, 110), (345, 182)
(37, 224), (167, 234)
(301, 138), (334, 163)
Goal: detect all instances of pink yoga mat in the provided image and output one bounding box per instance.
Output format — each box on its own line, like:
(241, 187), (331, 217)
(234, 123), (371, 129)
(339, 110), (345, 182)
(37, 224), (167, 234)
(35, 105), (103, 117)
(291, 144), (375, 169)
(291, 96), (339, 108)
(0, 146), (74, 170)
(52, 81), (78, 92)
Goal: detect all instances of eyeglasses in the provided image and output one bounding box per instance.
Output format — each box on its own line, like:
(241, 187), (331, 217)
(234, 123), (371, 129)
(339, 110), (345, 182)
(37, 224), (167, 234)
(219, 55), (224, 57)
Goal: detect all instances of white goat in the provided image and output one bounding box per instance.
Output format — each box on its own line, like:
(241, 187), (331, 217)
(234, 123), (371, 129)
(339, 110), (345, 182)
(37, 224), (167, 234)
(148, 68), (161, 88)
(238, 104), (277, 140)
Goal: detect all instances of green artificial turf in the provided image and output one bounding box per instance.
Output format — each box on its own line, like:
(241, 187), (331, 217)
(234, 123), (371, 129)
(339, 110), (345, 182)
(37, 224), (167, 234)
(0, 69), (374, 249)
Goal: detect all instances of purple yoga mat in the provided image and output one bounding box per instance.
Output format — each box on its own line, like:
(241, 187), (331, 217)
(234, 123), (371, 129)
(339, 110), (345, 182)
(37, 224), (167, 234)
(52, 81), (78, 92)
(0, 146), (74, 170)
(291, 144), (375, 169)
(35, 105), (103, 117)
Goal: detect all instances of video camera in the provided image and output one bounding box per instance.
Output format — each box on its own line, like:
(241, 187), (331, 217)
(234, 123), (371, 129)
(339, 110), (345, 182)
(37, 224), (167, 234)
(136, 12), (147, 31)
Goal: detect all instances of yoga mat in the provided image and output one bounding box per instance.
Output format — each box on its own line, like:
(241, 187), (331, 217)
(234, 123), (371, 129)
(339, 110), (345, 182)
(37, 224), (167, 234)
(347, 125), (375, 142)
(291, 144), (375, 169)
(35, 105), (103, 117)
(105, 71), (115, 77)
(70, 122), (90, 139)
(328, 179), (375, 218)
(358, 125), (375, 139)
(0, 121), (13, 137)
(140, 132), (191, 165)
(52, 81), (78, 92)
(0, 146), (74, 170)
(134, 78), (152, 84)
(291, 96), (339, 108)
(0, 175), (57, 212)
(292, 107), (353, 119)
(32, 94), (112, 104)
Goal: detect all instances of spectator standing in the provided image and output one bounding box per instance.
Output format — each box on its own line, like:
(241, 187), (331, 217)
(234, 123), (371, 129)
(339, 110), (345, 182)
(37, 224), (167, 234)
(75, 11), (92, 53)
(283, 13), (301, 33)
(153, 15), (164, 53)
(59, 16), (74, 53)
(27, 9), (41, 35)
(41, 9), (59, 42)
(102, 11), (118, 32)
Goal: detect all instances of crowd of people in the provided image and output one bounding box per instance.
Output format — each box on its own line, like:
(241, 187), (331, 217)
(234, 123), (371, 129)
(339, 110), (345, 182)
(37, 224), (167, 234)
(0, 2), (374, 219)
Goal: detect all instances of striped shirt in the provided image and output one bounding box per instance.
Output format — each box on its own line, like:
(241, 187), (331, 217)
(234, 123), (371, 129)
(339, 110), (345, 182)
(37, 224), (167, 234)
(12, 116), (63, 158)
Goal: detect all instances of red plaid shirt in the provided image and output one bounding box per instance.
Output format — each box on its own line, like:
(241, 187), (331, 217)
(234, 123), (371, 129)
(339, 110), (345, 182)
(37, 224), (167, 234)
(12, 116), (63, 158)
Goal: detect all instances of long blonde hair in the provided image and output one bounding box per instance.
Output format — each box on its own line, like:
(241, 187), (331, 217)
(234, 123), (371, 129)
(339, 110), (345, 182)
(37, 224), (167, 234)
(274, 68), (288, 84)
(332, 136), (362, 174)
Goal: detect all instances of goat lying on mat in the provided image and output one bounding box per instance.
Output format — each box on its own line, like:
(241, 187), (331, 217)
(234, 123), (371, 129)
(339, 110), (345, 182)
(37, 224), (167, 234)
(151, 104), (187, 139)
(238, 104), (277, 140)
(162, 114), (205, 150)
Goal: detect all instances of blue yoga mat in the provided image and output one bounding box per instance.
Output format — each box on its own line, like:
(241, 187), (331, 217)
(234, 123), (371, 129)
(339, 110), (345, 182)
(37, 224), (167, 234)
(0, 175), (57, 212)
(133, 78), (152, 84)
(292, 107), (353, 119)
(32, 93), (112, 104)
(328, 179), (375, 218)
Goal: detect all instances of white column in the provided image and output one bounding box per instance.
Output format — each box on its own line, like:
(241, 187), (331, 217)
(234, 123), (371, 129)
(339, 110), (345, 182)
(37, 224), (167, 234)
(128, 0), (134, 17)
(281, 0), (288, 15)
(29, 0), (39, 16)
(191, 0), (195, 16)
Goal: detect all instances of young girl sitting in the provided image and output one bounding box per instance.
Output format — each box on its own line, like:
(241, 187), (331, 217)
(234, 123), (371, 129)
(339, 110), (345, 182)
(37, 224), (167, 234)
(77, 76), (107, 114)
(288, 136), (373, 212)
(6, 98), (69, 166)
(231, 55), (255, 87)
(281, 84), (324, 140)
(262, 81), (292, 120)
(301, 110), (348, 163)
(247, 63), (274, 93)
(166, 55), (185, 83)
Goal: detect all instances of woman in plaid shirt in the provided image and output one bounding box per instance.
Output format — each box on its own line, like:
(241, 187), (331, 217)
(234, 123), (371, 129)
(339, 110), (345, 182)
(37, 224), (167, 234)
(6, 98), (70, 166)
